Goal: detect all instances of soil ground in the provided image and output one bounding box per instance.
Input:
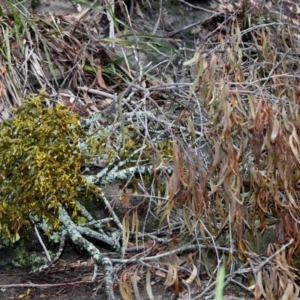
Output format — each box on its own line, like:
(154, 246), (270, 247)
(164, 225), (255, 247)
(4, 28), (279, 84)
(0, 269), (178, 299)
(34, 0), (77, 14)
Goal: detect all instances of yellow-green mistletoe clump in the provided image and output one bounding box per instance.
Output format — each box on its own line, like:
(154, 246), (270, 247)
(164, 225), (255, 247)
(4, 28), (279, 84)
(0, 93), (86, 243)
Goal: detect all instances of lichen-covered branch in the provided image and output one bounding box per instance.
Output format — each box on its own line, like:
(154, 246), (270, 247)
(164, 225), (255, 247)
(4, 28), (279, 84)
(59, 205), (116, 300)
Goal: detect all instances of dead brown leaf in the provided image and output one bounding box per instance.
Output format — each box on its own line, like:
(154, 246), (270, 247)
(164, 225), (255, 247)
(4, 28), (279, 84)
(96, 66), (107, 89)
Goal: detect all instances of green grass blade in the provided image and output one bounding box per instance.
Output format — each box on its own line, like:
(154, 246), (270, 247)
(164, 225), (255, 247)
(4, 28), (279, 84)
(214, 264), (225, 300)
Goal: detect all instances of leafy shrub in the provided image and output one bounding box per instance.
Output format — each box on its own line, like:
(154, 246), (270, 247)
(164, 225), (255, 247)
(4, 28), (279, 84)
(0, 92), (86, 243)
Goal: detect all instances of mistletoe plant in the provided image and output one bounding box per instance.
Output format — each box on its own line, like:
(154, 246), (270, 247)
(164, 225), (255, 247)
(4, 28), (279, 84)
(0, 92), (88, 243)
